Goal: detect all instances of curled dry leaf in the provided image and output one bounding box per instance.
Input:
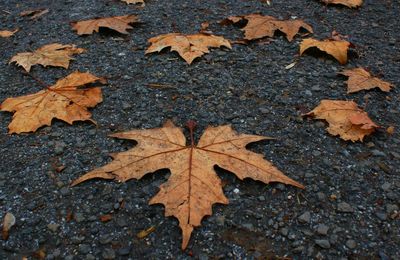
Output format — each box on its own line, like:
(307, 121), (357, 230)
(0, 72), (105, 134)
(2, 212), (16, 240)
(20, 8), (49, 20)
(72, 120), (304, 249)
(300, 38), (351, 64)
(223, 14), (313, 41)
(321, 0), (363, 8)
(122, 0), (145, 5)
(146, 33), (232, 64)
(0, 28), (19, 38)
(71, 15), (139, 35)
(339, 67), (393, 93)
(10, 43), (85, 72)
(305, 100), (378, 142)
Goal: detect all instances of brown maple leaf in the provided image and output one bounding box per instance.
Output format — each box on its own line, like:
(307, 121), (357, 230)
(145, 33), (232, 64)
(299, 38), (351, 64)
(20, 8), (49, 20)
(305, 100), (378, 142)
(10, 43), (85, 72)
(224, 14), (313, 42)
(122, 0), (145, 5)
(0, 72), (105, 134)
(72, 120), (304, 249)
(339, 68), (393, 93)
(71, 15), (139, 35)
(0, 29), (19, 38)
(321, 0), (363, 8)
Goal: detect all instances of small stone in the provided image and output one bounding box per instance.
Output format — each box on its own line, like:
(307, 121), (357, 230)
(337, 202), (354, 213)
(216, 216), (225, 226)
(85, 254), (95, 260)
(280, 228), (288, 236)
(371, 150), (386, 157)
(79, 244), (91, 254)
(386, 204), (399, 214)
(47, 223), (60, 232)
(60, 187), (70, 196)
(376, 212), (387, 221)
(233, 188), (240, 194)
(381, 182), (391, 191)
(293, 246), (304, 253)
(54, 141), (66, 155)
(74, 213), (85, 223)
(315, 239), (331, 249)
(346, 239), (356, 249)
(316, 224), (329, 235)
(65, 256), (74, 260)
(99, 235), (112, 245)
(116, 217), (128, 227)
(242, 223), (254, 231)
(298, 211), (311, 224)
(199, 253), (208, 260)
(312, 150), (321, 157)
(102, 248), (116, 259)
(316, 192), (326, 200)
(258, 195), (265, 201)
(117, 246), (131, 256)
(52, 249), (60, 257)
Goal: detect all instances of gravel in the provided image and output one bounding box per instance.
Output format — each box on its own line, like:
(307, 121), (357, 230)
(1, 0), (399, 259)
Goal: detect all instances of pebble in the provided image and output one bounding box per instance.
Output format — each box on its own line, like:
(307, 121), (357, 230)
(74, 212), (85, 223)
(316, 224), (329, 235)
(216, 216), (225, 226)
(116, 217), (128, 227)
(54, 141), (66, 155)
(99, 235), (112, 245)
(102, 248), (116, 259)
(298, 211), (311, 224)
(337, 202), (354, 213)
(381, 182), (391, 191)
(316, 192), (326, 200)
(315, 239), (331, 249)
(280, 228), (288, 236)
(346, 239), (357, 249)
(47, 223), (60, 232)
(60, 187), (70, 196)
(85, 254), (95, 260)
(79, 244), (91, 254)
(242, 223), (254, 231)
(117, 246), (131, 256)
(371, 150), (386, 157)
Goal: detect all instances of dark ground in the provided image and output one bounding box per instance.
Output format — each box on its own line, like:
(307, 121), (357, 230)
(0, 0), (399, 259)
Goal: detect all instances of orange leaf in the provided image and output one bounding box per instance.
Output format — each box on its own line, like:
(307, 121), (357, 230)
(10, 43), (85, 72)
(0, 28), (19, 38)
(72, 121), (304, 249)
(339, 68), (393, 93)
(100, 214), (112, 222)
(20, 8), (49, 20)
(306, 100), (378, 142)
(71, 15), (139, 35)
(145, 33), (232, 64)
(224, 14), (313, 41)
(0, 72), (105, 134)
(2, 212), (16, 240)
(321, 0), (363, 8)
(299, 38), (351, 64)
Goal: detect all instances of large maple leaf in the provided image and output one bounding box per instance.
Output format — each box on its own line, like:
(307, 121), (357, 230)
(71, 15), (139, 35)
(299, 38), (351, 64)
(10, 43), (85, 72)
(321, 0), (363, 8)
(224, 14), (313, 42)
(72, 121), (304, 249)
(0, 72), (105, 134)
(339, 67), (393, 93)
(145, 33), (232, 64)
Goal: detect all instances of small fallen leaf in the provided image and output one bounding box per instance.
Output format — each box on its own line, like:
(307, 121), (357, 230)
(223, 14), (313, 41)
(72, 120), (304, 249)
(305, 100), (378, 142)
(137, 226), (156, 239)
(386, 126), (395, 135)
(146, 33), (232, 64)
(100, 214), (112, 222)
(122, 0), (145, 5)
(200, 21), (211, 33)
(321, 0), (363, 8)
(299, 38), (351, 64)
(339, 68), (393, 93)
(71, 15), (139, 35)
(10, 43), (85, 72)
(2, 212), (16, 240)
(20, 8), (49, 20)
(0, 28), (19, 38)
(0, 72), (105, 134)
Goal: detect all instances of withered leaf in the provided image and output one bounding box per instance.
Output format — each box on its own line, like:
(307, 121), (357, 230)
(0, 29), (18, 38)
(0, 72), (105, 134)
(321, 0), (363, 8)
(146, 33), (232, 64)
(305, 100), (378, 142)
(300, 38), (351, 64)
(339, 67), (393, 93)
(10, 43), (85, 72)
(122, 0), (145, 5)
(71, 15), (139, 35)
(72, 120), (304, 249)
(224, 14), (313, 41)
(20, 8), (49, 20)
(2, 212), (16, 240)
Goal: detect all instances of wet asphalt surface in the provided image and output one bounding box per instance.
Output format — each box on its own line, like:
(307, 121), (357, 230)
(0, 0), (399, 259)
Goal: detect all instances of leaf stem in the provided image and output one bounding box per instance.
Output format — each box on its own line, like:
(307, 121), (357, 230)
(186, 120), (197, 147)
(23, 72), (49, 89)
